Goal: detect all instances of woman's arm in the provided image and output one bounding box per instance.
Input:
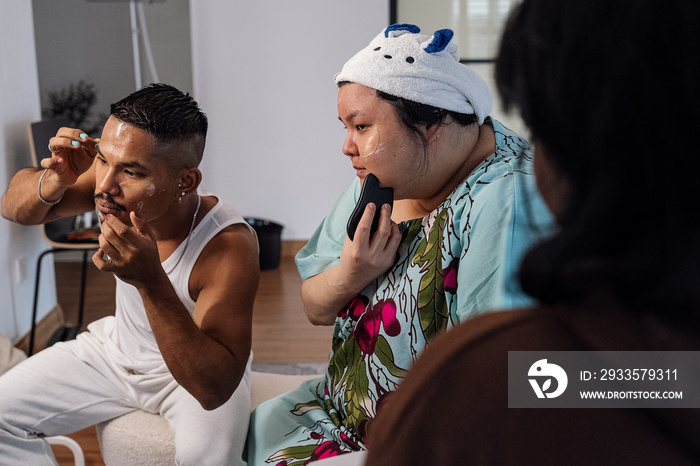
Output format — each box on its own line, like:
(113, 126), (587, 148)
(301, 203), (401, 325)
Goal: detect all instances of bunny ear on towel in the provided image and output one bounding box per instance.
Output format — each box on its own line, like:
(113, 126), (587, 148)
(385, 23), (421, 37)
(423, 29), (453, 53)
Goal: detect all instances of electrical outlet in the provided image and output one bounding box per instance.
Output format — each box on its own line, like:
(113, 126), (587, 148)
(14, 256), (27, 284)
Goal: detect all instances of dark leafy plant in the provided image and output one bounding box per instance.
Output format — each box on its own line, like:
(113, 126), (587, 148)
(42, 80), (108, 134)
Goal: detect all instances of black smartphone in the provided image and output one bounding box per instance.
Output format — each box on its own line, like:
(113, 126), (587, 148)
(346, 173), (394, 241)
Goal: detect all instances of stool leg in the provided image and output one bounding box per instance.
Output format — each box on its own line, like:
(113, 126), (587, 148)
(77, 250), (89, 330)
(29, 249), (55, 356)
(46, 436), (85, 466)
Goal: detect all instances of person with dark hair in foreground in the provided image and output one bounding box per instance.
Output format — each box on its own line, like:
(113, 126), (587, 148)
(0, 84), (259, 465)
(364, 1), (700, 464)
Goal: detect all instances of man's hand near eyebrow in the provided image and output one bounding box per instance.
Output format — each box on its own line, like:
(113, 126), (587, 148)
(44, 127), (100, 188)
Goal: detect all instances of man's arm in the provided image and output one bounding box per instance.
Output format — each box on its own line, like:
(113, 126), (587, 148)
(96, 215), (259, 410)
(1, 128), (98, 224)
(171, 223), (259, 409)
(1, 166), (97, 225)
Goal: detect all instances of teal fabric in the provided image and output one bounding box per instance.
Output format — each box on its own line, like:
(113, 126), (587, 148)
(248, 119), (553, 465)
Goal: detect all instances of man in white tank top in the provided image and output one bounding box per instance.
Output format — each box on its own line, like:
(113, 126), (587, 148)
(0, 84), (259, 465)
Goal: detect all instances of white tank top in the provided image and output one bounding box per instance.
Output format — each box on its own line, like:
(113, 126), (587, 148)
(94, 195), (255, 374)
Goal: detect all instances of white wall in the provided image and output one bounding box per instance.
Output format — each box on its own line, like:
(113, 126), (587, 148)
(0, 0), (58, 342)
(191, 1), (390, 240)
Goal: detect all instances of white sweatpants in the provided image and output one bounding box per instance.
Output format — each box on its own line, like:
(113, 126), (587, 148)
(0, 320), (252, 465)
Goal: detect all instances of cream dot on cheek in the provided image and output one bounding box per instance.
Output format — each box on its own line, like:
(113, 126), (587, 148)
(145, 182), (156, 197)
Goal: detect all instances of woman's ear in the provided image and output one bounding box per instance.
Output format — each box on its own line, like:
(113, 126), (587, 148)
(178, 168), (202, 195)
(425, 123), (443, 144)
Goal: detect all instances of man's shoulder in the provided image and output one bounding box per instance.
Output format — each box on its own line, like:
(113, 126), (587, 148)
(194, 195), (257, 260)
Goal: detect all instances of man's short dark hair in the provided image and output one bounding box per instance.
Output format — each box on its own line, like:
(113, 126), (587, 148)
(110, 83), (208, 165)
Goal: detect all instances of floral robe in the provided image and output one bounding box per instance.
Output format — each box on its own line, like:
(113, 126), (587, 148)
(246, 119), (553, 465)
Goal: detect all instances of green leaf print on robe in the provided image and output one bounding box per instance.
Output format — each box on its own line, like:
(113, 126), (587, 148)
(411, 208), (449, 340)
(266, 208), (455, 464)
(324, 210), (450, 439)
(326, 298), (404, 439)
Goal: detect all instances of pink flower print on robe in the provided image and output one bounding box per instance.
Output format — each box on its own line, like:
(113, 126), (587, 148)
(354, 299), (400, 354)
(308, 441), (343, 462)
(339, 295), (368, 320)
(443, 258), (459, 294)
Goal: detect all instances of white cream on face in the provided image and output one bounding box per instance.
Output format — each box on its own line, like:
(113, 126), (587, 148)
(137, 182), (156, 216)
(136, 201), (145, 217)
(145, 182), (156, 196)
(359, 127), (381, 159)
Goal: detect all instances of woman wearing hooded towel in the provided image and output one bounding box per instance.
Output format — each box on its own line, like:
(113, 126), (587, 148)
(246, 24), (552, 464)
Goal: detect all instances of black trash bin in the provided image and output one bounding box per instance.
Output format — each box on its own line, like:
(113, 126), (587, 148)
(245, 217), (284, 270)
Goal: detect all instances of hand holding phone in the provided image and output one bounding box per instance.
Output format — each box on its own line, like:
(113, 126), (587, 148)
(346, 173), (394, 241)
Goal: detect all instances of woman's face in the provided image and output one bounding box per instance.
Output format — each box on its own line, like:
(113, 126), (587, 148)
(338, 83), (426, 197)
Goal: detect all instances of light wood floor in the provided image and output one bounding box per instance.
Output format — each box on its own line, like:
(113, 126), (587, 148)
(38, 252), (332, 465)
